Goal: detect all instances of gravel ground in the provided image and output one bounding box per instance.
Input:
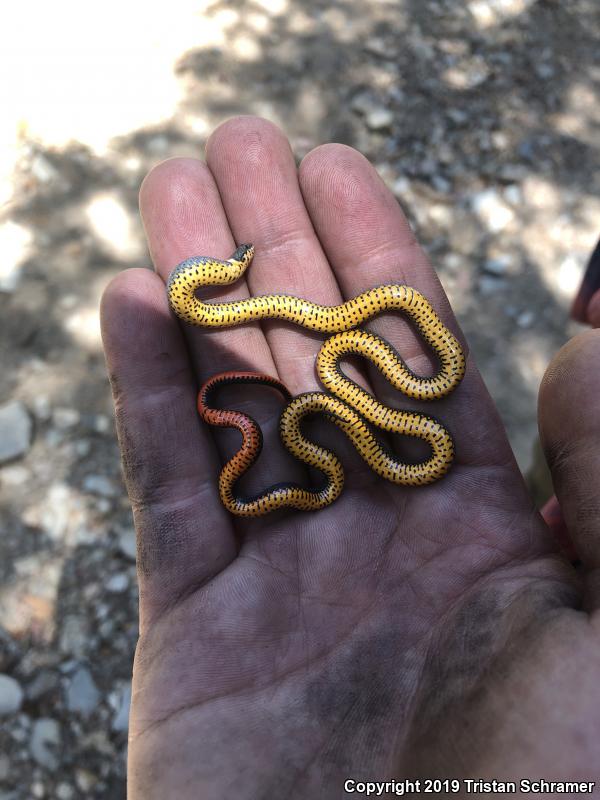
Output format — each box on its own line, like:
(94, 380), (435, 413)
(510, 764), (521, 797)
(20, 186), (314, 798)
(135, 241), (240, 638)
(1, 0), (599, 797)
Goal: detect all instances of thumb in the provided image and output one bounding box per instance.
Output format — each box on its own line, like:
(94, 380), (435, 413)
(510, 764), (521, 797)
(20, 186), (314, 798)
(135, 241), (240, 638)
(538, 329), (600, 571)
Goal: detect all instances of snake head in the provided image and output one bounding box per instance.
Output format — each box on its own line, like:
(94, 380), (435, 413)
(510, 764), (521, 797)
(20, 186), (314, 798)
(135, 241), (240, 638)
(230, 243), (255, 269)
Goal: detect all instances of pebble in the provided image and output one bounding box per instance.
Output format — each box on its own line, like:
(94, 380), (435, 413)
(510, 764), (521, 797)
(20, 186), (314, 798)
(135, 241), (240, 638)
(55, 784), (75, 800)
(0, 753), (9, 780)
(105, 573), (129, 593)
(82, 474), (116, 498)
(431, 174), (451, 193)
(483, 255), (512, 276)
(471, 188), (515, 232)
(0, 674), (24, 715)
(517, 310), (535, 328)
(26, 669), (59, 701)
(51, 408), (80, 430)
(146, 135), (169, 155)
(503, 184), (522, 205)
(74, 439), (92, 458)
(59, 615), (88, 658)
(111, 682), (132, 732)
(363, 36), (389, 57)
(478, 275), (504, 296)
(446, 108), (468, 125)
(36, 482), (82, 540)
(65, 666), (100, 715)
(117, 528), (137, 562)
(92, 414), (111, 434)
(392, 176), (410, 197)
(0, 464), (30, 487)
(350, 90), (376, 116)
(31, 396), (52, 422)
(0, 402), (32, 464)
(76, 769), (98, 792)
(443, 253), (466, 272)
(30, 153), (60, 184)
(365, 108), (394, 130)
(30, 718), (61, 770)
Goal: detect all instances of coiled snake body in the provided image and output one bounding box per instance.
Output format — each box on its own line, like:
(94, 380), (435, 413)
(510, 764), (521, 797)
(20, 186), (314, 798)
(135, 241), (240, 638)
(167, 244), (465, 516)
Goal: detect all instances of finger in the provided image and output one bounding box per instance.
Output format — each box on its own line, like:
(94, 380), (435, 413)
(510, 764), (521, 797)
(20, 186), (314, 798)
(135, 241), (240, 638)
(100, 268), (236, 628)
(139, 156), (300, 500)
(539, 329), (600, 579)
(299, 144), (513, 469)
(139, 157), (275, 379)
(205, 116), (371, 398)
(205, 117), (385, 484)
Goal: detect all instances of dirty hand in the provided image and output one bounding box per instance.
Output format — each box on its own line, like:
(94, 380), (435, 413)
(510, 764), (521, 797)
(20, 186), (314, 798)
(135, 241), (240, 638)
(101, 117), (600, 798)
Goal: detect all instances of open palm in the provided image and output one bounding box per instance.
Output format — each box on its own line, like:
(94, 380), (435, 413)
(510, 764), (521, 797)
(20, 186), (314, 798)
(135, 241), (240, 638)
(101, 117), (600, 798)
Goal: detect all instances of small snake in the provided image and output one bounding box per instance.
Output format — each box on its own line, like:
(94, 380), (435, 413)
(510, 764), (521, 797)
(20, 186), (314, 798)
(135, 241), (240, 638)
(168, 244), (466, 516)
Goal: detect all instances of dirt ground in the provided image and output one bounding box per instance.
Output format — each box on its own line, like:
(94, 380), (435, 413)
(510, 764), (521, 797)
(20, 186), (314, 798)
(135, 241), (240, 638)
(0, 0), (599, 797)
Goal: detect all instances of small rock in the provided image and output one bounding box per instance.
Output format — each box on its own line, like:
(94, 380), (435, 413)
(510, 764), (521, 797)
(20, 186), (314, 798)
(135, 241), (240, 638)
(0, 464), (30, 486)
(478, 276), (504, 296)
(0, 752), (9, 780)
(117, 528), (137, 562)
(82, 474), (116, 498)
(111, 682), (132, 732)
(0, 402), (32, 463)
(35, 482), (83, 540)
(0, 220), (31, 292)
(517, 310), (535, 328)
(392, 176), (410, 197)
(365, 108), (394, 131)
(95, 497), (112, 515)
(30, 153), (60, 184)
(0, 674), (23, 715)
(32, 396), (52, 422)
(535, 63), (554, 80)
(431, 174), (451, 193)
(92, 414), (111, 434)
(443, 253), (466, 272)
(471, 188), (515, 232)
(26, 670), (59, 701)
(65, 667), (100, 715)
(498, 163), (527, 182)
(428, 204), (453, 227)
(350, 90), (376, 116)
(74, 439), (92, 458)
(146, 135), (169, 155)
(52, 408), (80, 430)
(363, 36), (389, 57)
(59, 615), (87, 658)
(483, 255), (512, 276)
(503, 184), (522, 205)
(76, 769), (98, 792)
(55, 784), (75, 800)
(105, 573), (129, 593)
(30, 718), (61, 770)
(446, 108), (468, 125)
(31, 782), (45, 798)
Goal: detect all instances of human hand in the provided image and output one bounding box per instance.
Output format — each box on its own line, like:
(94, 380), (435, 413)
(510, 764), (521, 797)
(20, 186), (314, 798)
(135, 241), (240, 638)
(101, 117), (600, 798)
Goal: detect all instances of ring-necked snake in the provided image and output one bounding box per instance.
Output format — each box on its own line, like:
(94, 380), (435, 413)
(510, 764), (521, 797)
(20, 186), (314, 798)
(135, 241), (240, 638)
(167, 244), (466, 516)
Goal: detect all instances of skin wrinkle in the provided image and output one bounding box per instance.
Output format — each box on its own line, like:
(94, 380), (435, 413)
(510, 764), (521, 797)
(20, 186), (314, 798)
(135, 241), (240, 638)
(133, 527), (402, 734)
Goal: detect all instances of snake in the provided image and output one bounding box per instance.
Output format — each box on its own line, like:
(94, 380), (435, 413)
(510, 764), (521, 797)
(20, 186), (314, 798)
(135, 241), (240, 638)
(167, 244), (466, 516)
